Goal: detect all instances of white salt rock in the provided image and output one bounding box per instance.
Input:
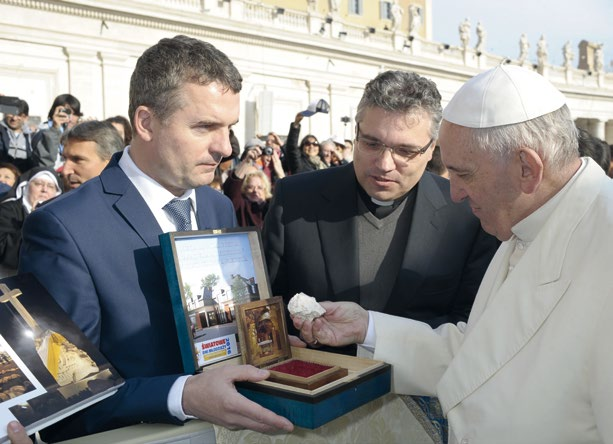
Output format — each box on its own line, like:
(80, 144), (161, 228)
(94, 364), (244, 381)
(288, 292), (325, 321)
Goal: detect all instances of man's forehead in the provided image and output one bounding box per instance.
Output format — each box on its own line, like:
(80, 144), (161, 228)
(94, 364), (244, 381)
(64, 139), (98, 152)
(360, 108), (430, 134)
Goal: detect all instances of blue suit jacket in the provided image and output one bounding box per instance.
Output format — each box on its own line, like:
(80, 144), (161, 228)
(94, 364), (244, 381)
(19, 152), (236, 441)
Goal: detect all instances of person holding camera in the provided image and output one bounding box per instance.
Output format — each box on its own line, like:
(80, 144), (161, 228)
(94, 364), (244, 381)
(257, 142), (285, 188)
(31, 94), (83, 170)
(0, 97), (35, 173)
(222, 138), (278, 229)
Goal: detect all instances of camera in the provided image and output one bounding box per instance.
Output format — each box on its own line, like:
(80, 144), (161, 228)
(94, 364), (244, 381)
(60, 108), (72, 115)
(0, 96), (21, 115)
(263, 146), (274, 156)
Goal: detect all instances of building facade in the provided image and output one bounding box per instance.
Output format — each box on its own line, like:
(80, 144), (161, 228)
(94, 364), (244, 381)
(1, 0), (612, 144)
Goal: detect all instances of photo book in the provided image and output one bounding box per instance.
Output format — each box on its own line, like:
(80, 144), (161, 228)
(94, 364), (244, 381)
(159, 227), (272, 373)
(0, 273), (124, 443)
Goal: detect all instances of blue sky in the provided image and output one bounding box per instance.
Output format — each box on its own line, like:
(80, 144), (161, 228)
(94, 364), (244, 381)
(431, 0), (613, 70)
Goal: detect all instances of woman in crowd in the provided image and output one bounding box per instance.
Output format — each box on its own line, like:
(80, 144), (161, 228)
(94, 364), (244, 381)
(0, 167), (62, 274)
(253, 139), (285, 189)
(32, 94), (83, 169)
(0, 163), (20, 197)
(0, 163), (20, 188)
(223, 140), (273, 228)
(285, 112), (326, 174)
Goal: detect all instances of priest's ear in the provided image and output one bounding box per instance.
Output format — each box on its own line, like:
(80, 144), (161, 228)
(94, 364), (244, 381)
(518, 148), (543, 194)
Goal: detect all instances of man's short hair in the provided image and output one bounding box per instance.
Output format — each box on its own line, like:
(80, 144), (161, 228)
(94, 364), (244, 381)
(355, 70), (443, 139)
(61, 120), (124, 161)
(105, 115), (133, 145)
(578, 127), (611, 173)
(15, 99), (29, 116)
(128, 35), (243, 127)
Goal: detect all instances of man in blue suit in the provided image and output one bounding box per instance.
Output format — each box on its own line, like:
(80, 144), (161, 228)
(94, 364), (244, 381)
(17, 35), (293, 442)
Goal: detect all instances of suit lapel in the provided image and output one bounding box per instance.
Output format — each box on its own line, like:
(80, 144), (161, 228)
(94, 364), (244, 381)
(401, 173), (450, 278)
(100, 153), (164, 268)
(385, 174), (450, 310)
(437, 160), (605, 414)
(317, 165), (360, 301)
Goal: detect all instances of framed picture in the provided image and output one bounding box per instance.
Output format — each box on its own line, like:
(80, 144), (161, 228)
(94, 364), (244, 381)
(159, 227), (272, 373)
(235, 297), (290, 368)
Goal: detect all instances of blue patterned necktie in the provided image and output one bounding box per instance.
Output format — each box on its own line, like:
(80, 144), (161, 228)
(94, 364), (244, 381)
(164, 198), (192, 231)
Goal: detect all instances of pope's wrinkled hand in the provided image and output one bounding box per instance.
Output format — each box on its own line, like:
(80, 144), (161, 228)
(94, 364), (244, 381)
(292, 301), (369, 347)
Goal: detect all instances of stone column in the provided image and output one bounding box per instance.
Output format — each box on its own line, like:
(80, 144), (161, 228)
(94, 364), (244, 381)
(307, 12), (323, 34)
(408, 36), (422, 55)
(98, 51), (134, 119)
(229, 0), (244, 20)
(393, 32), (405, 51)
(593, 119), (606, 141)
(63, 47), (104, 119)
(605, 121), (613, 145)
(464, 49), (477, 67)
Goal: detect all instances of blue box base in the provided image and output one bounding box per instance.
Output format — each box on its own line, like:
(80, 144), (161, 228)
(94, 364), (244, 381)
(237, 363), (391, 429)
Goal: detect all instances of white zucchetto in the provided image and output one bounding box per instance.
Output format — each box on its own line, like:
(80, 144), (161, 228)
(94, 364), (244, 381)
(443, 64), (567, 129)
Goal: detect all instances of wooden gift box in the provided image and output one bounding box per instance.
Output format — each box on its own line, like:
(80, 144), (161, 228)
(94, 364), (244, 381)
(159, 228), (391, 428)
(232, 297), (391, 429)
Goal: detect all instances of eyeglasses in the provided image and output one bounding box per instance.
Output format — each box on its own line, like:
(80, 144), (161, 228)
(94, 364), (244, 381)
(304, 141), (319, 147)
(30, 180), (57, 191)
(355, 124), (433, 162)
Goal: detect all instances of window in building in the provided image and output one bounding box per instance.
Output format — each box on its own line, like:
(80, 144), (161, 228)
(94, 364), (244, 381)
(349, 0), (363, 15)
(380, 1), (392, 20)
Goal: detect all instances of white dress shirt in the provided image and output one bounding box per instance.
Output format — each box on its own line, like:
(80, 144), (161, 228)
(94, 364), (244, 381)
(118, 146), (196, 421)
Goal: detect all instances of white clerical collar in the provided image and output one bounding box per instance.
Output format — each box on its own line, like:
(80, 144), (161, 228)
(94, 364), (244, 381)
(371, 197), (394, 207)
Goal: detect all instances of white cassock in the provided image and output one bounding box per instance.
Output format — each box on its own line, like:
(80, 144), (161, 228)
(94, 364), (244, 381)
(368, 158), (613, 444)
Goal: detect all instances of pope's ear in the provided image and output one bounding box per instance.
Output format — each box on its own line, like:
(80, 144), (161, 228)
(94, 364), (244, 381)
(133, 106), (154, 142)
(518, 148), (543, 194)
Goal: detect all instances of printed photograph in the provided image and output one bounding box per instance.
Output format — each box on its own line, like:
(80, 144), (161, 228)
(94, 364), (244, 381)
(174, 231), (269, 344)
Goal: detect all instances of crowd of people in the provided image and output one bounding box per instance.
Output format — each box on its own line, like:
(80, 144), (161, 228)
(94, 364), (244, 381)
(0, 98), (126, 276)
(2, 34), (613, 444)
